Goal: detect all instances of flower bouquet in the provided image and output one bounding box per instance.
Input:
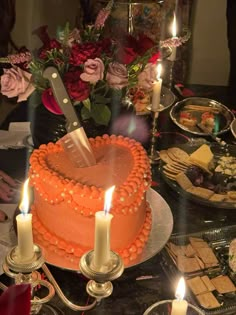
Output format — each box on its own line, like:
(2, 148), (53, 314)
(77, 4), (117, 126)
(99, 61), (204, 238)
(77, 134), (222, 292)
(0, 1), (162, 131)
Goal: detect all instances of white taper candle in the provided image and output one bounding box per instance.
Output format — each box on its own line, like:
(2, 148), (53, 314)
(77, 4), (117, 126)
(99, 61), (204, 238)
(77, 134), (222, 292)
(16, 179), (34, 262)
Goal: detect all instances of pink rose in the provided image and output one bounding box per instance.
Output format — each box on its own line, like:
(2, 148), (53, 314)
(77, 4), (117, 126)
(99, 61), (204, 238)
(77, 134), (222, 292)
(106, 62), (128, 89)
(1, 67), (35, 102)
(137, 63), (156, 91)
(80, 58), (104, 84)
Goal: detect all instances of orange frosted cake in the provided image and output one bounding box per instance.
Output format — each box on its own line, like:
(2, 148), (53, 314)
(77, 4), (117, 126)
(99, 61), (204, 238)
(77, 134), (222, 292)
(29, 134), (152, 265)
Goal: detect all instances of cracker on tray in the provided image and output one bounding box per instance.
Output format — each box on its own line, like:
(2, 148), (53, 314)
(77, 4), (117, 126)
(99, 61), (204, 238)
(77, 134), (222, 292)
(167, 242), (196, 258)
(201, 275), (216, 292)
(189, 237), (209, 248)
(187, 186), (214, 200)
(195, 247), (218, 267)
(186, 276), (208, 295)
(196, 292), (221, 309)
(159, 150), (174, 164)
(175, 172), (193, 190)
(163, 170), (177, 181)
(167, 147), (190, 161)
(209, 194), (226, 202)
(210, 275), (236, 294)
(182, 244), (196, 257)
(176, 255), (202, 273)
(163, 164), (181, 175)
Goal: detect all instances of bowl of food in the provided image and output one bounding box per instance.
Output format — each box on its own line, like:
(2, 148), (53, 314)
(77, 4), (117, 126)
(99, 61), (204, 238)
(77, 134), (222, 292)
(170, 97), (234, 136)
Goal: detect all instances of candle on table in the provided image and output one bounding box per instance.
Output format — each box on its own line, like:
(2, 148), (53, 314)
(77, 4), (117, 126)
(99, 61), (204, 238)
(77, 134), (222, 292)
(93, 185), (115, 271)
(171, 277), (188, 315)
(151, 63), (162, 111)
(16, 178), (34, 263)
(168, 13), (178, 62)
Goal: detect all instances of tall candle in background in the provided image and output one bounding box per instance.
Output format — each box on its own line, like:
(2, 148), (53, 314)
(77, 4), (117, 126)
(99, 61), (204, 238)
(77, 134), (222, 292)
(151, 63), (162, 111)
(168, 13), (178, 62)
(93, 186), (115, 271)
(16, 178), (34, 262)
(171, 277), (188, 315)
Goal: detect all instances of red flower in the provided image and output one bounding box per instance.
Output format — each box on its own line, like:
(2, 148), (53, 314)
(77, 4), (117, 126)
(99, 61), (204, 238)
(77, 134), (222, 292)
(42, 88), (62, 115)
(149, 52), (161, 64)
(32, 25), (51, 45)
(38, 39), (62, 60)
(136, 34), (155, 55)
(116, 47), (138, 65)
(99, 38), (113, 56)
(70, 42), (102, 66)
(64, 70), (90, 101)
(115, 33), (156, 65)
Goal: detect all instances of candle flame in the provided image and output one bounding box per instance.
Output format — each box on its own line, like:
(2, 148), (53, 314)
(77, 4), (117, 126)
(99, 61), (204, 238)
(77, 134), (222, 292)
(172, 13), (177, 37)
(104, 185), (115, 215)
(175, 277), (185, 300)
(156, 63), (162, 80)
(19, 178), (30, 215)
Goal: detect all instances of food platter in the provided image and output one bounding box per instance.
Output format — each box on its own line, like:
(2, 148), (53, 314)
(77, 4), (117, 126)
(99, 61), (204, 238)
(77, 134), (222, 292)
(160, 143), (236, 209)
(34, 189), (173, 271)
(170, 97), (234, 136)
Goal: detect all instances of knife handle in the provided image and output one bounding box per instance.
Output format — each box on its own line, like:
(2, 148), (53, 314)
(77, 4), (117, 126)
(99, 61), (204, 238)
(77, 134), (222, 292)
(43, 66), (82, 130)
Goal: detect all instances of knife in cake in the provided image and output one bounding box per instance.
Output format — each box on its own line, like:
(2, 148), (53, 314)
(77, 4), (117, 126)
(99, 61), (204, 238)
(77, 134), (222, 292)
(43, 66), (96, 168)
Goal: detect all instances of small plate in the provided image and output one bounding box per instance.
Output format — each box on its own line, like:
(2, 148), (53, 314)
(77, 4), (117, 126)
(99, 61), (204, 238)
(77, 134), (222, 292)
(135, 86), (176, 115)
(170, 97), (234, 136)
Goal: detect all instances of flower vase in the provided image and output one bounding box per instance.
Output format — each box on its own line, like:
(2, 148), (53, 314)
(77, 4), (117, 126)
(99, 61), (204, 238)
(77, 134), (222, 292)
(30, 103), (109, 148)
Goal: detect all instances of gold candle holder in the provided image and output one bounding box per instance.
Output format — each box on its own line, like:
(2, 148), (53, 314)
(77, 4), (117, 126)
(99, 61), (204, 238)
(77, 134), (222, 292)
(146, 87), (176, 164)
(148, 109), (162, 164)
(80, 250), (124, 301)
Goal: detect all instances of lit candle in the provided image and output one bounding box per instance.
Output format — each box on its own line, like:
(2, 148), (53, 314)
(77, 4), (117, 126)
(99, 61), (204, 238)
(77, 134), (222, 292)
(152, 63), (162, 111)
(168, 13), (178, 61)
(16, 178), (34, 263)
(171, 277), (188, 315)
(93, 186), (115, 271)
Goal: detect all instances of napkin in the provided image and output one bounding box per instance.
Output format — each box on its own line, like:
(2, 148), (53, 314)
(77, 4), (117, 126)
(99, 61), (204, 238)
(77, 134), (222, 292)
(0, 204), (17, 275)
(0, 284), (31, 315)
(0, 122), (33, 149)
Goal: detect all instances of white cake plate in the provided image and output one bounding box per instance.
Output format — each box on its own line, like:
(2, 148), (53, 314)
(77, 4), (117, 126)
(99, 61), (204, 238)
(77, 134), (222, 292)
(34, 188), (173, 271)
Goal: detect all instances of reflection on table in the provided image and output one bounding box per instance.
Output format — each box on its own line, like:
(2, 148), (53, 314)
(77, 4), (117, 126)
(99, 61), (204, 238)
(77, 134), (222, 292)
(0, 84), (235, 315)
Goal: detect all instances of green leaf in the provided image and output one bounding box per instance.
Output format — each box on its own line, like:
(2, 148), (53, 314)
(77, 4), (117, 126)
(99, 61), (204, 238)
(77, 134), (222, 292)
(93, 95), (111, 105)
(82, 98), (91, 111)
(81, 106), (92, 120)
(91, 104), (111, 126)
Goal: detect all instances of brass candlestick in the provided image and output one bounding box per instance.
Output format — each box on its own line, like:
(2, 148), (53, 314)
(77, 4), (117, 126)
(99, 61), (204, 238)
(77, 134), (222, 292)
(80, 250), (124, 301)
(146, 87), (176, 164)
(148, 109), (161, 164)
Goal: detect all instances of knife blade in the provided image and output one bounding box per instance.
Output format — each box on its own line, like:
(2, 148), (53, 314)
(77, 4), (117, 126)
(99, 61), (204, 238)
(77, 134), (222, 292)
(43, 66), (96, 168)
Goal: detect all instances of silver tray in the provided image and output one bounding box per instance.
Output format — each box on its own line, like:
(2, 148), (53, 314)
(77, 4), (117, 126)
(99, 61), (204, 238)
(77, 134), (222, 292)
(34, 188), (173, 271)
(160, 225), (236, 315)
(170, 97), (234, 136)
